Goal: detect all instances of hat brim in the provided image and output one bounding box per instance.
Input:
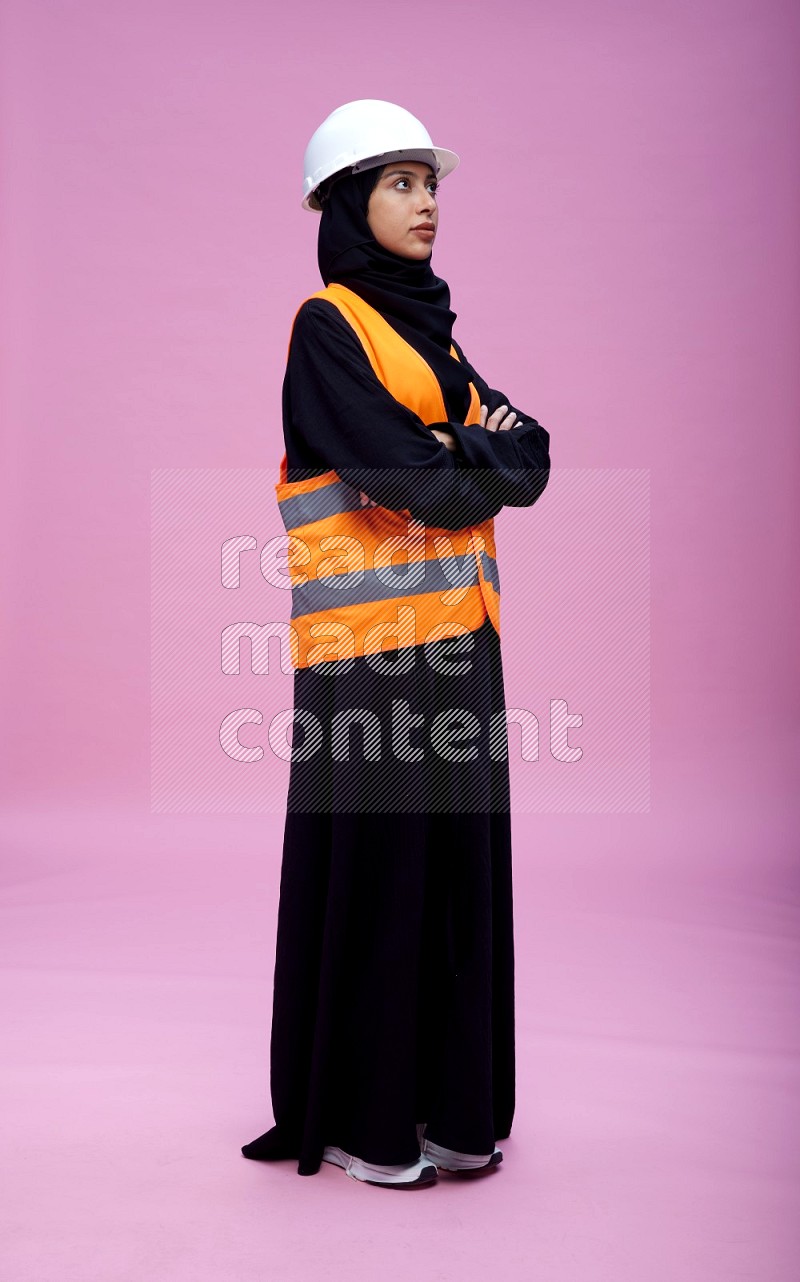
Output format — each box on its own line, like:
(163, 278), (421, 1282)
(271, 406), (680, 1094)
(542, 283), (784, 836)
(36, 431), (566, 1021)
(302, 146), (460, 212)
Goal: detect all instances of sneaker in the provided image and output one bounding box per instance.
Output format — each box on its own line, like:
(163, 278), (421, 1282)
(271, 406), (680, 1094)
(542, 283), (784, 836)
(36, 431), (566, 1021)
(418, 1130), (503, 1176)
(322, 1145), (438, 1188)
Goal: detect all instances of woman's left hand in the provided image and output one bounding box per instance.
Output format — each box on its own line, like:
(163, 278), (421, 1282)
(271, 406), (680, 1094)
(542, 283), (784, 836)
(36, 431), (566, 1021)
(430, 428), (458, 452)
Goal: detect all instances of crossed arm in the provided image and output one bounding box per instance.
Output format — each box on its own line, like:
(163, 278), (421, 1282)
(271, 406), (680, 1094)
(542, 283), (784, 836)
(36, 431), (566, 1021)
(283, 299), (551, 530)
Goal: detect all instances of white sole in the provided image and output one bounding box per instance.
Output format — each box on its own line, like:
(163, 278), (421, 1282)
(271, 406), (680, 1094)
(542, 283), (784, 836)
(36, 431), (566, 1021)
(322, 1145), (437, 1187)
(416, 1127), (503, 1174)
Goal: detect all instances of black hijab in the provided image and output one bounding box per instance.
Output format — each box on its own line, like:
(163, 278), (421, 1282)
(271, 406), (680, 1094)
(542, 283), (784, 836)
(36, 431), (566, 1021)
(316, 166), (474, 422)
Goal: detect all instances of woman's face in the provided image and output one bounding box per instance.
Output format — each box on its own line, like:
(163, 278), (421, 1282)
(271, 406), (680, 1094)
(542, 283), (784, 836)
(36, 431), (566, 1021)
(366, 162), (439, 259)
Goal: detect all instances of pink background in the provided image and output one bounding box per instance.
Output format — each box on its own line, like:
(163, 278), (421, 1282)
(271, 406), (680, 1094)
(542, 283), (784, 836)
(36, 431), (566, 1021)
(1, 1), (799, 1278)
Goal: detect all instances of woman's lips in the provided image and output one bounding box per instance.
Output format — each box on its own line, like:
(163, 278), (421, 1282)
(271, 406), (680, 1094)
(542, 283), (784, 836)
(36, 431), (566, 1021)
(412, 228), (435, 239)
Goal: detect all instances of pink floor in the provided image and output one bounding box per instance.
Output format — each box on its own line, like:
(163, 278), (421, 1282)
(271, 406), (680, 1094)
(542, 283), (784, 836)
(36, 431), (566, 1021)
(1, 740), (797, 1281)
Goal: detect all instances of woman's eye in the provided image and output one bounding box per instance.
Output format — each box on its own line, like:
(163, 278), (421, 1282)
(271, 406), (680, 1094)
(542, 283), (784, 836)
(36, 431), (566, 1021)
(394, 178), (438, 195)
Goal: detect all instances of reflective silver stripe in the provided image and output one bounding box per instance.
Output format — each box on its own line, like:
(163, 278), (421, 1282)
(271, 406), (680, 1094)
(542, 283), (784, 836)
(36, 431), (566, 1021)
(278, 479), (363, 529)
(290, 549), (501, 618)
(479, 550), (500, 593)
(291, 552), (481, 619)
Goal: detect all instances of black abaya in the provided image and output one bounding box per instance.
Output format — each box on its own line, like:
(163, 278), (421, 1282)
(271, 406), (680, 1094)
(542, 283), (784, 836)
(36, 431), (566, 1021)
(242, 297), (550, 1175)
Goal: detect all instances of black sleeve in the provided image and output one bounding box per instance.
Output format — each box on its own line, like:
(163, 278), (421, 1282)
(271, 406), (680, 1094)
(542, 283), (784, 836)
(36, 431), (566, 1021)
(437, 338), (552, 509)
(281, 298), (503, 530)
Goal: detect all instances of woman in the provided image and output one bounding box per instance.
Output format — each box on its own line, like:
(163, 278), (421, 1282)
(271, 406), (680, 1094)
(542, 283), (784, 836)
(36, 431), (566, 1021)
(242, 100), (551, 1189)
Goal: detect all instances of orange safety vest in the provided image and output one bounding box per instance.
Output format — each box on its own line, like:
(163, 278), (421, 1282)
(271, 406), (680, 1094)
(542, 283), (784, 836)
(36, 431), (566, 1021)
(275, 282), (501, 670)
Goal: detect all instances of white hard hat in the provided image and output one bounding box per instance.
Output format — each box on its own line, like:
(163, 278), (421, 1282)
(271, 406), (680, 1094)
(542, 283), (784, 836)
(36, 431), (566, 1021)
(302, 99), (459, 212)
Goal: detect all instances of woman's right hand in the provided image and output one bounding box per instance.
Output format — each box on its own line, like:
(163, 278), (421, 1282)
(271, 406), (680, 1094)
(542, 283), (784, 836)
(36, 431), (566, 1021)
(429, 403), (523, 452)
(479, 403), (523, 431)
